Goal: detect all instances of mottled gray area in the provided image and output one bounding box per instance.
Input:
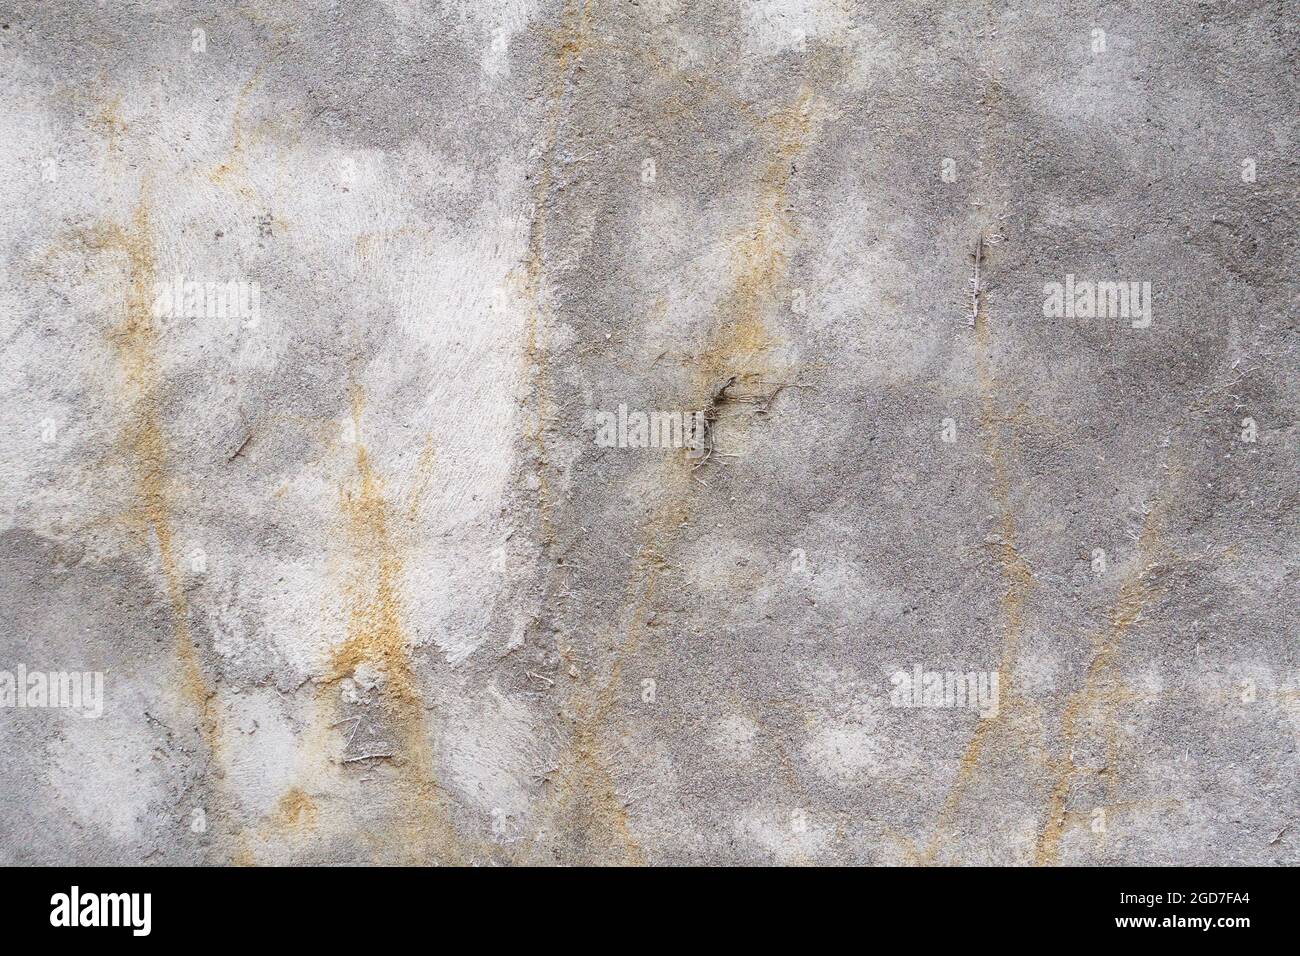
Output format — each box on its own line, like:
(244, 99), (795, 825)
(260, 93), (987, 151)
(0, 0), (1295, 865)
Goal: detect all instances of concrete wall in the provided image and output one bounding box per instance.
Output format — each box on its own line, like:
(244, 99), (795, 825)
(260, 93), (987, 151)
(0, 0), (1295, 865)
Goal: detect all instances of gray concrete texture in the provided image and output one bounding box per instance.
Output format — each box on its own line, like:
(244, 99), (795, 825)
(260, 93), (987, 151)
(0, 0), (1296, 866)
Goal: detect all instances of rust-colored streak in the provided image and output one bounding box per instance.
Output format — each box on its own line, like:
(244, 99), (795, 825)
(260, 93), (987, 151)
(915, 244), (1177, 866)
(405, 434), (438, 524)
(523, 88), (819, 865)
(319, 392), (468, 865)
(55, 188), (232, 856)
(330, 443), (417, 700)
(274, 787), (320, 829)
(209, 69), (264, 195)
(1033, 502), (1167, 865)
(697, 89), (813, 391)
(91, 93), (128, 155)
(913, 245), (1037, 866)
(538, 491), (688, 866)
(93, 194), (223, 756)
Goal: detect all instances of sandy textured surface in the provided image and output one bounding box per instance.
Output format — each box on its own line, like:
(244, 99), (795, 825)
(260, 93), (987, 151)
(0, 0), (1296, 865)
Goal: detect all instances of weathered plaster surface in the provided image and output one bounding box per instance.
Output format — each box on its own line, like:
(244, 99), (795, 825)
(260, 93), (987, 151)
(0, 1), (1295, 864)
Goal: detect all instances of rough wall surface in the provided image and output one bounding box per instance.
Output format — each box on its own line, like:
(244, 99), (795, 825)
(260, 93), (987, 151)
(0, 0), (1295, 866)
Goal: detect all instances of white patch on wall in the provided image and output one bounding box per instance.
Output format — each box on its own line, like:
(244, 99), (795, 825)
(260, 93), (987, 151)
(47, 711), (162, 844)
(805, 701), (920, 785)
(1135, 665), (1164, 697)
(802, 205), (937, 383)
(1011, 647), (1059, 697)
(842, 23), (903, 88)
(711, 713), (758, 763)
(217, 688), (300, 818)
(744, 0), (850, 54)
(253, 135), (530, 667)
(735, 806), (831, 863)
(478, 1), (539, 79)
(225, 557), (335, 683)
(806, 554), (907, 618)
(402, 0), (540, 78)
(443, 684), (544, 822)
(676, 537), (760, 596)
